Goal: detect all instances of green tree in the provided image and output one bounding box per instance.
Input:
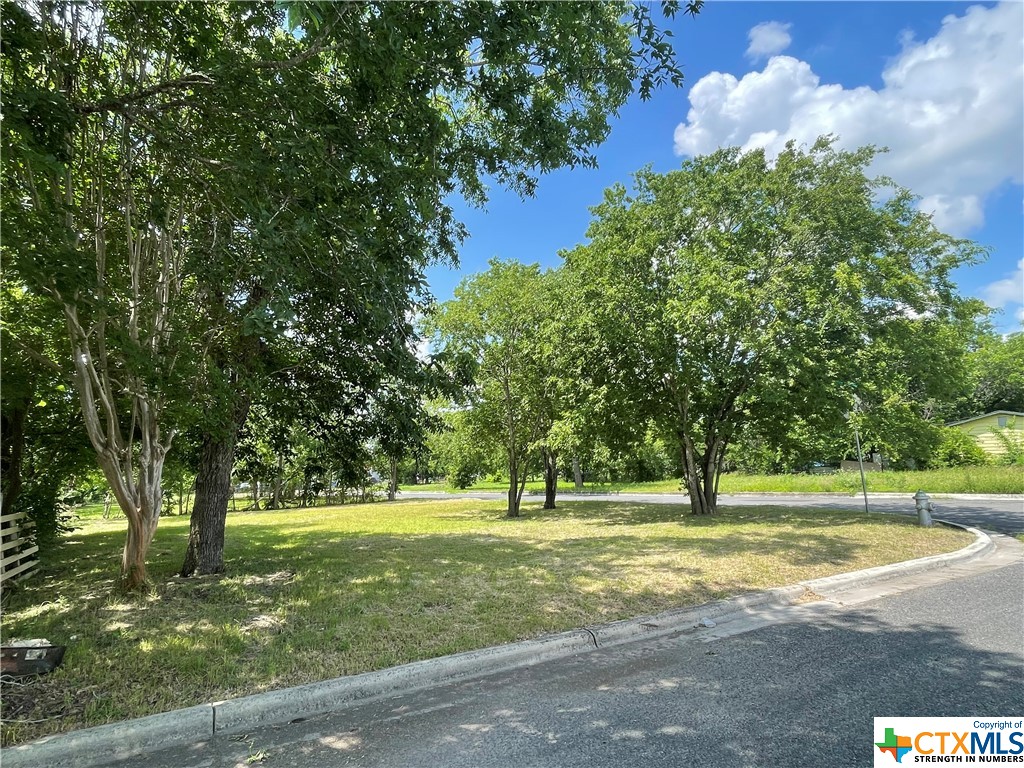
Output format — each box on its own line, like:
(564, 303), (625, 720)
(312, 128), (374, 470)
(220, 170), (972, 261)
(564, 139), (985, 514)
(180, 0), (704, 571)
(931, 427), (989, 468)
(1, 286), (96, 543)
(4, 1), (701, 587)
(2, 2), (230, 588)
(966, 332), (1024, 416)
(426, 408), (498, 490)
(370, 357), (459, 501)
(429, 260), (557, 516)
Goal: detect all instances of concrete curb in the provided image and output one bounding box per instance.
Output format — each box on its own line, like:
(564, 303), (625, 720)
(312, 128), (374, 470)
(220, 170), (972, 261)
(0, 705), (213, 768)
(1, 524), (995, 768)
(584, 586), (805, 649)
(799, 521), (993, 595)
(212, 628), (595, 735)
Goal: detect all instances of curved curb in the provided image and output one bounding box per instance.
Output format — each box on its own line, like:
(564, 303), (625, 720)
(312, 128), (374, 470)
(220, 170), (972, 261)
(0, 524), (993, 768)
(799, 520), (992, 595)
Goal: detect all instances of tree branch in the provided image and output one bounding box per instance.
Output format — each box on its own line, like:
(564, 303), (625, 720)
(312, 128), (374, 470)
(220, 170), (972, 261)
(249, 20), (341, 70)
(7, 338), (65, 377)
(77, 73), (214, 115)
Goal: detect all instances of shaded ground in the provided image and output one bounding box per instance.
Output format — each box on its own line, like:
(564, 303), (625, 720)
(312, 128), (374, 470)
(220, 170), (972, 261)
(402, 491), (1024, 534)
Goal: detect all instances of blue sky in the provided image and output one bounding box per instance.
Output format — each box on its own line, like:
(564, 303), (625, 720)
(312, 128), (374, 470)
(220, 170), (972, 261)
(427, 1), (1024, 333)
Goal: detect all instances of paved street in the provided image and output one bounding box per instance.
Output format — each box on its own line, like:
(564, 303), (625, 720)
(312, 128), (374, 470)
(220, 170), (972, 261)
(399, 490), (1024, 535)
(118, 514), (1023, 768)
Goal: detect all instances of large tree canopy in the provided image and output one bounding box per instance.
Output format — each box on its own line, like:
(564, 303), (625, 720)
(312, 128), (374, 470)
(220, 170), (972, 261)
(563, 139), (985, 514)
(964, 332), (1024, 417)
(2, 1), (701, 588)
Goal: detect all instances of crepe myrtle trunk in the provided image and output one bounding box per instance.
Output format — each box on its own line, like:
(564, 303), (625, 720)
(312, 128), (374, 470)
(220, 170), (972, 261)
(542, 447), (558, 510)
(121, 512), (160, 590)
(95, 439), (166, 593)
(180, 394), (251, 577)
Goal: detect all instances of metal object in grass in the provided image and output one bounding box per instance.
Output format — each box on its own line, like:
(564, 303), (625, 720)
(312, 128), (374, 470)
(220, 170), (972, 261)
(846, 396), (870, 516)
(1, 640), (67, 677)
(914, 490), (935, 528)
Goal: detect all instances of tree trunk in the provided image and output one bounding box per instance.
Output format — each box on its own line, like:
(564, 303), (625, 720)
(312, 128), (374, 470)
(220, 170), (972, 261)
(107, 443), (165, 592)
(572, 454), (583, 493)
(507, 452), (520, 518)
(82, 401), (169, 592)
(507, 449), (530, 518)
(272, 453), (284, 509)
(120, 518), (156, 593)
(0, 399), (29, 517)
(388, 456), (398, 501)
(180, 395), (250, 577)
(681, 435), (717, 515)
(542, 448), (558, 510)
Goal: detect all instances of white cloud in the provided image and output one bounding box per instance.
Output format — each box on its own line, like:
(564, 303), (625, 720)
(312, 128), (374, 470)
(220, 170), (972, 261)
(746, 22), (792, 61)
(982, 258), (1024, 308)
(674, 2), (1024, 236)
(917, 194), (985, 235)
(414, 335), (432, 363)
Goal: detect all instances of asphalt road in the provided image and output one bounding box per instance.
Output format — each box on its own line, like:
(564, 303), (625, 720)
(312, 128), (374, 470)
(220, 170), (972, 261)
(399, 490), (1024, 535)
(116, 494), (1024, 768)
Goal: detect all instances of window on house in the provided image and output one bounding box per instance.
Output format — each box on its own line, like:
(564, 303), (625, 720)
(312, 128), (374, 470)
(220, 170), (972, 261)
(998, 416), (1008, 428)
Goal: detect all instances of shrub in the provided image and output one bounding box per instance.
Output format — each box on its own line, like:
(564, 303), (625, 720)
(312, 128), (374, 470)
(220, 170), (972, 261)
(931, 427), (989, 468)
(990, 419), (1024, 466)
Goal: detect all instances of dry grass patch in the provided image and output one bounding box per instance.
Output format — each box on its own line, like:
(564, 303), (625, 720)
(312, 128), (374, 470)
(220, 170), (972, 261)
(1, 499), (969, 745)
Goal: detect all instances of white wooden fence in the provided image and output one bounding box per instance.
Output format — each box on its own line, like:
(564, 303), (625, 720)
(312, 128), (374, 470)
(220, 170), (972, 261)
(0, 511), (39, 585)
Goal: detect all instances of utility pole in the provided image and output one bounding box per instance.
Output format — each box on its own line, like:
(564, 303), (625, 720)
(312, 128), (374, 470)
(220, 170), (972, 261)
(850, 396), (869, 515)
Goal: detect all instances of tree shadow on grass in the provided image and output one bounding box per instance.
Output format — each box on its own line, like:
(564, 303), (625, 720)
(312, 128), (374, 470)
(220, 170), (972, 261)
(431, 499), (898, 531)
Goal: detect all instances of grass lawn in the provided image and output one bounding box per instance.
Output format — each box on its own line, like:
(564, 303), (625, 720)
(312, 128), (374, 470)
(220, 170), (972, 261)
(407, 465), (1023, 495)
(1, 499), (970, 746)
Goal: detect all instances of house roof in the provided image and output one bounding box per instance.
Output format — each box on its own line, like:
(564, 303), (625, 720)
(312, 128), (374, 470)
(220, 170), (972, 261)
(945, 410), (1024, 427)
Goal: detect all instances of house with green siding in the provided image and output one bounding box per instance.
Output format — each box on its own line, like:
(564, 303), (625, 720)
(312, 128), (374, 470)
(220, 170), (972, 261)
(946, 411), (1024, 456)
